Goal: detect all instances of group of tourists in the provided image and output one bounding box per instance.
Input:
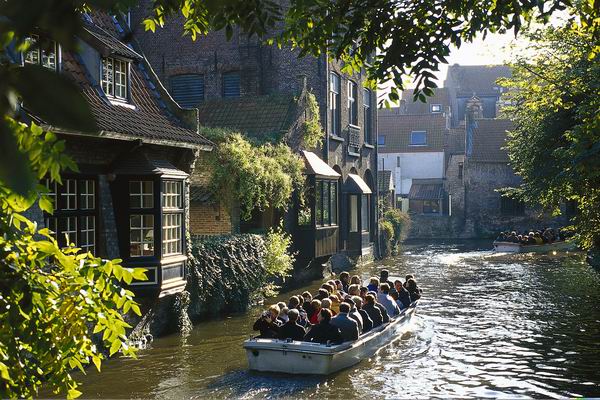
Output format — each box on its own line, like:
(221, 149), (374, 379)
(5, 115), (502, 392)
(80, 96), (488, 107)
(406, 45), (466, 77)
(252, 270), (422, 345)
(496, 227), (566, 245)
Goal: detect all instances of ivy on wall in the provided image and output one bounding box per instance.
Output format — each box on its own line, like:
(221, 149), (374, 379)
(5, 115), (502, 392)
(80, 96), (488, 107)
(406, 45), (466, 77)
(300, 92), (323, 150)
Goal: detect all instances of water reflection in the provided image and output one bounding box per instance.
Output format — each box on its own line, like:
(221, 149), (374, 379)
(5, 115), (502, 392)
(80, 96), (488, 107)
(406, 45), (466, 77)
(76, 241), (600, 399)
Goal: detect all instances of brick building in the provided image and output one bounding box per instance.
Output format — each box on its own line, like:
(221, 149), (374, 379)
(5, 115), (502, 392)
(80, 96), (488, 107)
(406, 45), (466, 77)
(130, 5), (379, 264)
(8, 12), (213, 297)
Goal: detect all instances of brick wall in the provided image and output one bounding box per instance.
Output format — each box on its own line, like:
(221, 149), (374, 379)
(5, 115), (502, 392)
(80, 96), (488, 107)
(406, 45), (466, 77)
(189, 202), (232, 236)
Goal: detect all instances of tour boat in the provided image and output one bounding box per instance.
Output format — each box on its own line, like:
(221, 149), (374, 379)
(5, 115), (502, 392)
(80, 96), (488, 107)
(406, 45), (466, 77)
(244, 301), (419, 375)
(493, 240), (573, 253)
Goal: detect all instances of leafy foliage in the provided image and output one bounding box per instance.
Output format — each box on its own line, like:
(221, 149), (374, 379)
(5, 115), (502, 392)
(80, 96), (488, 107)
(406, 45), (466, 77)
(380, 208), (411, 256)
(499, 24), (600, 250)
(0, 119), (146, 399)
(205, 132), (305, 221)
(263, 225), (296, 280)
(300, 92), (323, 149)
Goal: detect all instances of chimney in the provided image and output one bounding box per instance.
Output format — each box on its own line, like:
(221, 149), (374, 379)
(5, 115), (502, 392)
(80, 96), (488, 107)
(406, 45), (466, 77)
(399, 99), (406, 114)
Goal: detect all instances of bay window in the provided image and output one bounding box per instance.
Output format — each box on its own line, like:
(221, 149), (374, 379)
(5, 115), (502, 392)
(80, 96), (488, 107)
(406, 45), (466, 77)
(315, 179), (338, 227)
(101, 57), (129, 100)
(162, 180), (183, 256)
(129, 180), (154, 257)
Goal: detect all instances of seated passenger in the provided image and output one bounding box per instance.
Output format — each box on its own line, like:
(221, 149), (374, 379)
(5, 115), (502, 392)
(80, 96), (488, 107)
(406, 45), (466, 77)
(390, 291), (403, 311)
(367, 277), (380, 293)
(377, 283), (400, 316)
(527, 232), (537, 245)
(508, 231), (520, 243)
(406, 278), (421, 301)
(496, 231), (507, 241)
(277, 309), (306, 341)
(309, 299), (322, 325)
(288, 295), (300, 310)
(330, 302), (359, 342)
(315, 288), (330, 301)
(277, 307), (289, 324)
(335, 280), (347, 297)
(352, 296), (373, 333)
(321, 298), (336, 316)
(380, 269), (393, 287)
(339, 271), (351, 293)
(394, 279), (411, 309)
(302, 291), (313, 316)
(348, 284), (360, 296)
(329, 295), (341, 314)
(252, 305), (281, 338)
(534, 232), (544, 245)
(343, 297), (363, 333)
(362, 294), (383, 327)
(304, 308), (343, 345)
(359, 286), (368, 300)
(368, 291), (390, 323)
(350, 275), (361, 286)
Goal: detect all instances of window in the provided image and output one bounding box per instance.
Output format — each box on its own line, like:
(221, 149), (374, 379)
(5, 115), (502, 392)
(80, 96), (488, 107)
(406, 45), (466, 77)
(330, 73), (341, 136)
(397, 156), (401, 168)
(431, 104), (442, 113)
(363, 89), (372, 143)
(500, 197), (525, 216)
(378, 135), (386, 146)
(23, 35), (57, 70)
(223, 72), (241, 97)
(315, 179), (338, 227)
(101, 57), (128, 100)
(349, 195), (358, 232)
(42, 177), (97, 253)
(409, 131), (427, 146)
(423, 200), (440, 214)
(130, 215), (154, 256)
(162, 180), (184, 256)
(458, 162), (464, 180)
(170, 74), (205, 107)
(130, 181), (154, 208)
(361, 195), (370, 232)
(347, 81), (358, 126)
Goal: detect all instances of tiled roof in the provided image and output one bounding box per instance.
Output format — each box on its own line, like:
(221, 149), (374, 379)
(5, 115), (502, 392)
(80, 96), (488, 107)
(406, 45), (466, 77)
(445, 64), (511, 96)
(445, 128), (466, 155)
(196, 94), (299, 141)
(378, 113), (447, 153)
(378, 170), (394, 193)
(408, 178), (444, 200)
(82, 20), (142, 60)
(55, 13), (212, 148)
(112, 152), (188, 176)
(397, 88), (451, 115)
(470, 119), (513, 163)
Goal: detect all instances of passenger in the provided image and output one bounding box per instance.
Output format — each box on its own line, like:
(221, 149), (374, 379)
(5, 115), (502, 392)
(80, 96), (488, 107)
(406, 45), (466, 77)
(543, 228), (554, 243)
(329, 295), (341, 314)
(343, 297), (364, 333)
(288, 296), (300, 310)
(348, 284), (360, 296)
(350, 275), (361, 286)
(302, 291), (314, 317)
(362, 294), (383, 327)
(406, 278), (421, 300)
(352, 296), (373, 333)
(377, 283), (400, 316)
(320, 284), (334, 297)
(335, 280), (347, 297)
(534, 232), (544, 245)
(303, 308), (343, 345)
(380, 269), (392, 287)
(339, 271), (351, 293)
(359, 286), (368, 300)
(277, 307), (289, 324)
(508, 231), (520, 243)
(496, 231), (507, 241)
(252, 305), (281, 338)
(403, 275), (414, 289)
(368, 291), (390, 323)
(315, 288), (330, 301)
(394, 280), (412, 309)
(277, 309), (306, 341)
(309, 299), (322, 325)
(367, 277), (379, 293)
(330, 302), (359, 342)
(321, 298), (336, 316)
(527, 232), (537, 245)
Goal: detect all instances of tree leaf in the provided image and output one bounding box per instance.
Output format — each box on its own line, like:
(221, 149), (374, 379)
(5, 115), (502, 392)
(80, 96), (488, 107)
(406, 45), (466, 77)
(0, 122), (36, 195)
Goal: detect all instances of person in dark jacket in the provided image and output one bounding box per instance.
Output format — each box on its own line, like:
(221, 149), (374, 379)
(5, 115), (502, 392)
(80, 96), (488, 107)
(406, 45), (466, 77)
(362, 294), (383, 327)
(330, 302), (359, 342)
(380, 269), (393, 288)
(277, 309), (306, 341)
(406, 278), (422, 301)
(352, 296), (373, 332)
(302, 291), (314, 318)
(368, 291), (390, 323)
(394, 280), (412, 309)
(252, 305), (281, 338)
(304, 308), (343, 345)
(339, 271), (350, 293)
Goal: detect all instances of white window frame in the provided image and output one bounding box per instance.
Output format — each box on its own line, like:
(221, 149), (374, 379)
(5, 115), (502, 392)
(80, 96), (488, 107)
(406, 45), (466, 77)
(431, 104), (442, 113)
(62, 216), (77, 247)
(80, 216), (96, 254)
(347, 81), (358, 126)
(162, 213), (182, 256)
(80, 179), (95, 210)
(330, 73), (341, 136)
(162, 181), (182, 209)
(101, 57), (128, 100)
(409, 130), (427, 146)
(23, 35), (57, 70)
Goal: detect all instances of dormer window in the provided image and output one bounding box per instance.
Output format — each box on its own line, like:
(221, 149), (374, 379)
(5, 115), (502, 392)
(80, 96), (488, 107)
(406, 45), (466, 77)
(23, 35), (57, 71)
(101, 57), (128, 100)
(431, 104), (442, 113)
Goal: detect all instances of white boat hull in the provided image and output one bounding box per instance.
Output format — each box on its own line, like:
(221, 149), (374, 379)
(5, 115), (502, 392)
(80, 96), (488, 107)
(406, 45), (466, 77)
(244, 302), (418, 375)
(493, 240), (573, 253)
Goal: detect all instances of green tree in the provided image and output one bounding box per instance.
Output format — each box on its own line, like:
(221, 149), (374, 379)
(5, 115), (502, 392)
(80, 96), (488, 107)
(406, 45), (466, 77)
(499, 24), (600, 250)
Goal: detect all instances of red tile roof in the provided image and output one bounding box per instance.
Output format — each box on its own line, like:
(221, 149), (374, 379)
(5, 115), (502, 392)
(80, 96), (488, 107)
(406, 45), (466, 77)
(377, 113), (447, 153)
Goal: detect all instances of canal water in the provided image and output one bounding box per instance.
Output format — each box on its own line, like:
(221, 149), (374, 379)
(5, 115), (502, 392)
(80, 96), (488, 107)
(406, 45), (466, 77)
(77, 241), (600, 399)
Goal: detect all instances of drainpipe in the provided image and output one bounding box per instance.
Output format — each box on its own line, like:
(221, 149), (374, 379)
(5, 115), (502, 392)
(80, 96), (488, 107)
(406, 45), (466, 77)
(375, 92), (381, 259)
(324, 54), (329, 163)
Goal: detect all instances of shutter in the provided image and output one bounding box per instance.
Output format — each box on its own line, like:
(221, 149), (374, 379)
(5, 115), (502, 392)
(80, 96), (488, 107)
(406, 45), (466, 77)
(170, 74), (204, 108)
(222, 73), (241, 97)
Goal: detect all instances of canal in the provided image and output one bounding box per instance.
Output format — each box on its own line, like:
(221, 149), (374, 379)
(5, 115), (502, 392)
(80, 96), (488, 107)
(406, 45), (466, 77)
(77, 241), (600, 398)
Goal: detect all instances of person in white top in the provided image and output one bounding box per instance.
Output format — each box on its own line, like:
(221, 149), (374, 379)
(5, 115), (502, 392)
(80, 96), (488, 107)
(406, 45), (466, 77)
(376, 283), (400, 317)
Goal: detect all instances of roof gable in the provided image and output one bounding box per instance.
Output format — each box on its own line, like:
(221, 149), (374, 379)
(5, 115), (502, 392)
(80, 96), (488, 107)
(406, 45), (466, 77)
(470, 119), (513, 163)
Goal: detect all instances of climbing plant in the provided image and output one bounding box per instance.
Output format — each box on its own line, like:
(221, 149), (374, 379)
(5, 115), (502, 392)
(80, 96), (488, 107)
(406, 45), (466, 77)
(300, 92), (323, 149)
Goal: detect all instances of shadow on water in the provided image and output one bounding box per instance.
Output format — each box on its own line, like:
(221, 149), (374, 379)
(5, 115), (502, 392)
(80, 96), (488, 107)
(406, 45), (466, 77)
(71, 240), (600, 399)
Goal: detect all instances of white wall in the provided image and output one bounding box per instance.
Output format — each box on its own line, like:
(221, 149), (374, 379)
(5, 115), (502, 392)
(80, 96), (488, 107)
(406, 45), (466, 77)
(378, 152), (444, 195)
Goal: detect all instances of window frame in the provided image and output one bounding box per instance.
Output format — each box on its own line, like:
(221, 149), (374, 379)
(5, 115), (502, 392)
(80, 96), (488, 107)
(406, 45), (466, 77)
(161, 180), (184, 257)
(409, 130), (427, 146)
(222, 71), (241, 98)
(347, 80), (358, 126)
(101, 56), (129, 101)
(23, 35), (58, 71)
(431, 104), (442, 113)
(329, 73), (341, 136)
(363, 88), (372, 143)
(315, 178), (338, 228)
(170, 73), (205, 107)
(378, 135), (386, 146)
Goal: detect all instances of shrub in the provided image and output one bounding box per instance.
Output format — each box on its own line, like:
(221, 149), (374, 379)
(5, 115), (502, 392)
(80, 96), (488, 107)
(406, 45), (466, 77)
(263, 225), (296, 280)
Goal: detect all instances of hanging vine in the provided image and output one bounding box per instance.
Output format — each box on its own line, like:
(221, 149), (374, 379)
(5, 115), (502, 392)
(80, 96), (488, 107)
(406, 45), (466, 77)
(300, 92), (324, 149)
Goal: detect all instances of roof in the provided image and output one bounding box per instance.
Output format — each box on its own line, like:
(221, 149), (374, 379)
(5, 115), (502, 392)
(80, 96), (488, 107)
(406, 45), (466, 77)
(408, 178), (444, 200)
(302, 151), (340, 178)
(445, 128), (466, 155)
(396, 88), (451, 115)
(112, 152), (188, 177)
(196, 94), (299, 141)
(345, 174), (372, 194)
(470, 119), (514, 163)
(82, 20), (142, 60)
(53, 12), (212, 148)
(445, 64), (512, 96)
(378, 170), (394, 193)
(377, 113), (447, 153)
